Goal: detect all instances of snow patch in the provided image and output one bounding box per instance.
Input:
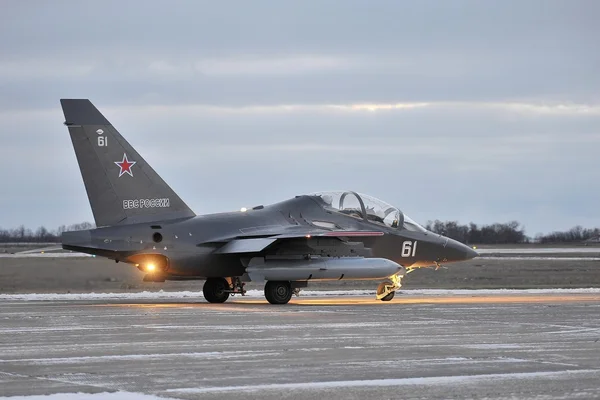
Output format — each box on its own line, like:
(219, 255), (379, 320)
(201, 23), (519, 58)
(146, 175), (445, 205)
(1, 288), (599, 302)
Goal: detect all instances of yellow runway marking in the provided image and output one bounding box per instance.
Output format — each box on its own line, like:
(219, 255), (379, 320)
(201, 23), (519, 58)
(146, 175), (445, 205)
(90, 293), (600, 309)
(237, 294), (600, 306)
(287, 294), (600, 306)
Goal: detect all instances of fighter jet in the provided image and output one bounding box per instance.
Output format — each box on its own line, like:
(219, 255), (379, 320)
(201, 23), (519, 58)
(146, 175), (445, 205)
(60, 99), (478, 304)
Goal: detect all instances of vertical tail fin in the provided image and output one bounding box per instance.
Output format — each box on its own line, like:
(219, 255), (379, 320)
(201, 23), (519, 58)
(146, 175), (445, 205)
(61, 99), (195, 227)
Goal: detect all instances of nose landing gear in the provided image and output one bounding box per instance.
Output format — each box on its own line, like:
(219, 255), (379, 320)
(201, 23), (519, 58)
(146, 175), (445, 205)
(376, 270), (409, 301)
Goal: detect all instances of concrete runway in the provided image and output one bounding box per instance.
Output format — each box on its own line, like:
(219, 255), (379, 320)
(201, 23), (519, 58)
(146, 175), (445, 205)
(1, 292), (600, 399)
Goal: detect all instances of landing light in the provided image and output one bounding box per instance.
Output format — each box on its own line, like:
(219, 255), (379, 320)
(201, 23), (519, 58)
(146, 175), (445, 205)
(146, 263), (156, 272)
(240, 207), (247, 212)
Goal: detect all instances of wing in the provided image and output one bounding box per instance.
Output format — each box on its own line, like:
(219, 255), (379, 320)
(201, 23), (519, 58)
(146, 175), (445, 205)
(211, 226), (384, 256)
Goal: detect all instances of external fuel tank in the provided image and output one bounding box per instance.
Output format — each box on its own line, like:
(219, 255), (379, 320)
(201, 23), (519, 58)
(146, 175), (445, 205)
(246, 256), (405, 282)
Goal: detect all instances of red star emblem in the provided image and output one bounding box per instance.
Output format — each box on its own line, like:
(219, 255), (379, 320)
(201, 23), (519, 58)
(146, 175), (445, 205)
(114, 153), (136, 177)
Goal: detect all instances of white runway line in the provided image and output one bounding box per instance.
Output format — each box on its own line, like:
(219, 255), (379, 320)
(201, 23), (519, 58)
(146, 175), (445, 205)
(1, 247), (598, 258)
(479, 256), (600, 261)
(476, 247), (600, 254)
(166, 369), (600, 394)
(0, 350), (282, 365)
(1, 288), (600, 301)
(0, 393), (170, 400)
(0, 253), (91, 258)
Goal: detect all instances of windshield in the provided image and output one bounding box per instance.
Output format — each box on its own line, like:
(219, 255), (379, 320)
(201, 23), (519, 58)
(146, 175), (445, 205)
(359, 193), (401, 228)
(311, 191), (365, 220)
(403, 214), (427, 233)
(310, 191), (427, 232)
(310, 191), (428, 231)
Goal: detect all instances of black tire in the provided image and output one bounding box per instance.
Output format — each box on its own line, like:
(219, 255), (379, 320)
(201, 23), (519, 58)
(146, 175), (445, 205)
(377, 281), (395, 302)
(381, 291), (395, 301)
(264, 281), (292, 305)
(203, 278), (230, 303)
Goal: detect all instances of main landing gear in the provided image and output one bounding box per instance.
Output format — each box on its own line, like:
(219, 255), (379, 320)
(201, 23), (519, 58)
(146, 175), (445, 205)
(202, 277), (246, 303)
(264, 281), (293, 305)
(202, 278), (297, 305)
(202, 277), (230, 303)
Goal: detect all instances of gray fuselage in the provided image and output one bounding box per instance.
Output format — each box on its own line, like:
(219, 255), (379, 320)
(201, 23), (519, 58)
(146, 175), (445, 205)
(63, 195), (476, 280)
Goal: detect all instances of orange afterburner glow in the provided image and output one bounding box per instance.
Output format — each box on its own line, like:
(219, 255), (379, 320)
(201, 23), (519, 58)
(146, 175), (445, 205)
(127, 254), (169, 273)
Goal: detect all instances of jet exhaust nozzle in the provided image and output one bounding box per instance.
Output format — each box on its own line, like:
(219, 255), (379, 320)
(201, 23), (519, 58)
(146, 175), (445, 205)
(127, 253), (170, 273)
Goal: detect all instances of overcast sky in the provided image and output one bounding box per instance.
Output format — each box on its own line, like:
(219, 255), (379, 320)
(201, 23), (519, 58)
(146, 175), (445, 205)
(1, 0), (599, 236)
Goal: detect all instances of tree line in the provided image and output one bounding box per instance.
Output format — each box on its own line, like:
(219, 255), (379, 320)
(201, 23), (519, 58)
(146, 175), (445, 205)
(424, 220), (600, 244)
(0, 223), (94, 243)
(0, 221), (599, 244)
(533, 226), (600, 244)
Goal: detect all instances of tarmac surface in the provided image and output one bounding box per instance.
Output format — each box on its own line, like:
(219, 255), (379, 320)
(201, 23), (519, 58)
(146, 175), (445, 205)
(1, 292), (600, 399)
(2, 252), (600, 293)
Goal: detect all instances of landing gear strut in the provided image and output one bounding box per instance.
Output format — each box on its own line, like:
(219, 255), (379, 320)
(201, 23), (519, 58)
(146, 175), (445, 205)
(264, 281), (292, 305)
(230, 276), (246, 296)
(376, 272), (405, 301)
(203, 277), (230, 303)
(377, 281), (396, 301)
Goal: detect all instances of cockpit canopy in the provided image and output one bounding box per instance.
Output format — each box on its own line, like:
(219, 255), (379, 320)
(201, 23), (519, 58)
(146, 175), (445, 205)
(309, 191), (427, 232)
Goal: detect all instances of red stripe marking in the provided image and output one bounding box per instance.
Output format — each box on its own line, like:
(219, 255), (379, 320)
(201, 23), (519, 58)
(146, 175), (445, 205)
(323, 231), (384, 237)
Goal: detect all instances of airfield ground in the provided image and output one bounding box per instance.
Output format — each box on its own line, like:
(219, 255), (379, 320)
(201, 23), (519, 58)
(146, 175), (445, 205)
(0, 246), (599, 399)
(1, 244), (599, 293)
(1, 292), (599, 399)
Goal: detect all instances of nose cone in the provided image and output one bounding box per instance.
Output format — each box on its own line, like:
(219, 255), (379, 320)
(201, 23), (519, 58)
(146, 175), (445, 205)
(464, 246), (479, 260)
(442, 237), (479, 262)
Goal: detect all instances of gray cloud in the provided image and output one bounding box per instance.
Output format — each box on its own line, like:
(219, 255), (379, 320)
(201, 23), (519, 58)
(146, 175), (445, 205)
(2, 0), (599, 108)
(0, 0), (599, 235)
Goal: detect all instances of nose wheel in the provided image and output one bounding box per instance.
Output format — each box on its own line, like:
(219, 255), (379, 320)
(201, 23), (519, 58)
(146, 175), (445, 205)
(376, 273), (404, 301)
(377, 282), (396, 301)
